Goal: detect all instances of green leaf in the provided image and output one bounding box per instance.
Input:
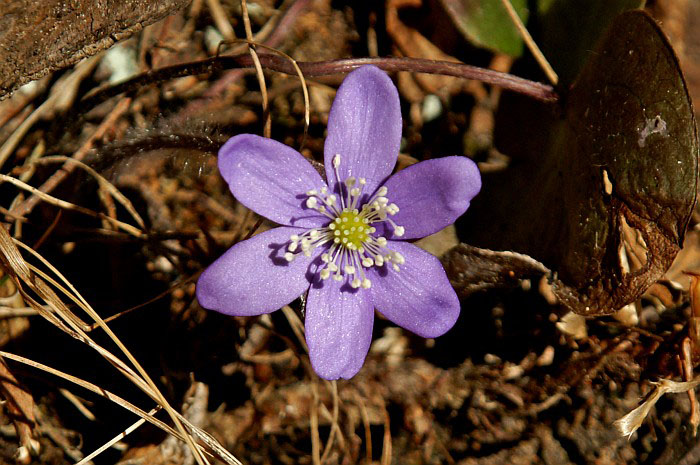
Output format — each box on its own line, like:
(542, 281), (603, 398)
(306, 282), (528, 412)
(439, 0), (529, 56)
(459, 11), (698, 316)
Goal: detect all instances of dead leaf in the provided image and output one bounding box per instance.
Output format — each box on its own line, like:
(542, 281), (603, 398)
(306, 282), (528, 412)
(460, 11), (698, 316)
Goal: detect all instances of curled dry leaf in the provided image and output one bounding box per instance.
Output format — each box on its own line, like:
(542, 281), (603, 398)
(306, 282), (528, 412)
(615, 377), (700, 438)
(459, 11), (698, 316)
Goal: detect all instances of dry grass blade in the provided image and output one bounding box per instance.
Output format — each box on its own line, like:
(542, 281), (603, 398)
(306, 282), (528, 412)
(498, 0), (558, 85)
(0, 55), (102, 171)
(0, 306), (38, 318)
(0, 174), (143, 237)
(242, 41), (311, 149)
(320, 380), (339, 464)
(76, 406), (161, 465)
(0, 227), (230, 465)
(0, 350), (241, 465)
(0, 351), (182, 441)
(311, 380), (321, 465)
(11, 97), (132, 220)
(206, 0), (236, 42)
(86, 276), (197, 330)
(33, 156), (146, 230)
(241, 0), (271, 138)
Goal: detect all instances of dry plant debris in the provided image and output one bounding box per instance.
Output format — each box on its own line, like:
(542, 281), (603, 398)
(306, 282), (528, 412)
(0, 0), (698, 464)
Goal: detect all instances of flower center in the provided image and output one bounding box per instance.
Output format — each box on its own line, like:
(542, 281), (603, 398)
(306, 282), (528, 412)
(333, 210), (369, 249)
(283, 154), (405, 289)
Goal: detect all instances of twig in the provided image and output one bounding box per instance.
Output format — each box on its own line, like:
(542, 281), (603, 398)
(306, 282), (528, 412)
(78, 55), (557, 121)
(499, 0), (558, 85)
(206, 0), (236, 42)
(0, 174), (143, 237)
(0, 55), (102, 171)
(10, 97), (132, 221)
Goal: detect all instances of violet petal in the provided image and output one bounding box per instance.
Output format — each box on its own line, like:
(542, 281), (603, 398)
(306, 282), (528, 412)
(197, 227), (316, 316)
(305, 279), (374, 380)
(324, 65), (401, 195)
(381, 156), (481, 240)
(218, 134), (328, 228)
(370, 241), (460, 338)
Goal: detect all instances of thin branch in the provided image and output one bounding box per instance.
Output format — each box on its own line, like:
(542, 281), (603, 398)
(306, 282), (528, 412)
(78, 55), (558, 120)
(499, 0), (558, 85)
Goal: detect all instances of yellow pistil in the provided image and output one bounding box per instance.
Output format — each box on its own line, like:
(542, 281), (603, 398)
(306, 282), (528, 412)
(331, 210), (370, 250)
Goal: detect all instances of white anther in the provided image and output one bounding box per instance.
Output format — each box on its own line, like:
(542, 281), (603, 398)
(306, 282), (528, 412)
(321, 187), (328, 194)
(376, 237), (387, 246)
(362, 257), (374, 267)
(306, 197), (318, 208)
(304, 250), (312, 257)
(345, 265), (356, 275)
(393, 264), (400, 271)
(359, 178), (366, 185)
(361, 279), (371, 289)
(350, 187), (360, 197)
(394, 226), (405, 237)
(334, 238), (340, 244)
(333, 154), (341, 167)
(351, 278), (361, 288)
(284, 252), (294, 262)
(321, 253), (330, 263)
(393, 252), (405, 264)
(333, 273), (343, 282)
(288, 242), (298, 252)
(329, 263), (339, 272)
(334, 230), (341, 236)
(375, 255), (384, 266)
(325, 195), (337, 206)
(320, 269), (331, 280)
(319, 206), (327, 213)
(310, 229), (319, 238)
(306, 189), (317, 196)
(290, 234), (300, 241)
(329, 223), (336, 230)
(377, 186), (388, 196)
(345, 177), (356, 187)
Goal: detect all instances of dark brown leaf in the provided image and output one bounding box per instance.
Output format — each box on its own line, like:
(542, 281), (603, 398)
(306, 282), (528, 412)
(459, 11), (698, 316)
(0, 0), (190, 99)
(441, 243), (550, 297)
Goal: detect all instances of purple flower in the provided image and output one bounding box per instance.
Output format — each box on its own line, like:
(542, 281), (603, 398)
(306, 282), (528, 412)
(196, 65), (481, 380)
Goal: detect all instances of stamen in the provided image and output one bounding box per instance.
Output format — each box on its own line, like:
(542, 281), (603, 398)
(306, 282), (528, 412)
(291, 159), (407, 288)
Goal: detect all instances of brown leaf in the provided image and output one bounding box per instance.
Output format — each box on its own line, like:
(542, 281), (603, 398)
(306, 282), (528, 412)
(441, 243), (550, 297)
(0, 0), (191, 99)
(0, 356), (37, 458)
(460, 11), (698, 316)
